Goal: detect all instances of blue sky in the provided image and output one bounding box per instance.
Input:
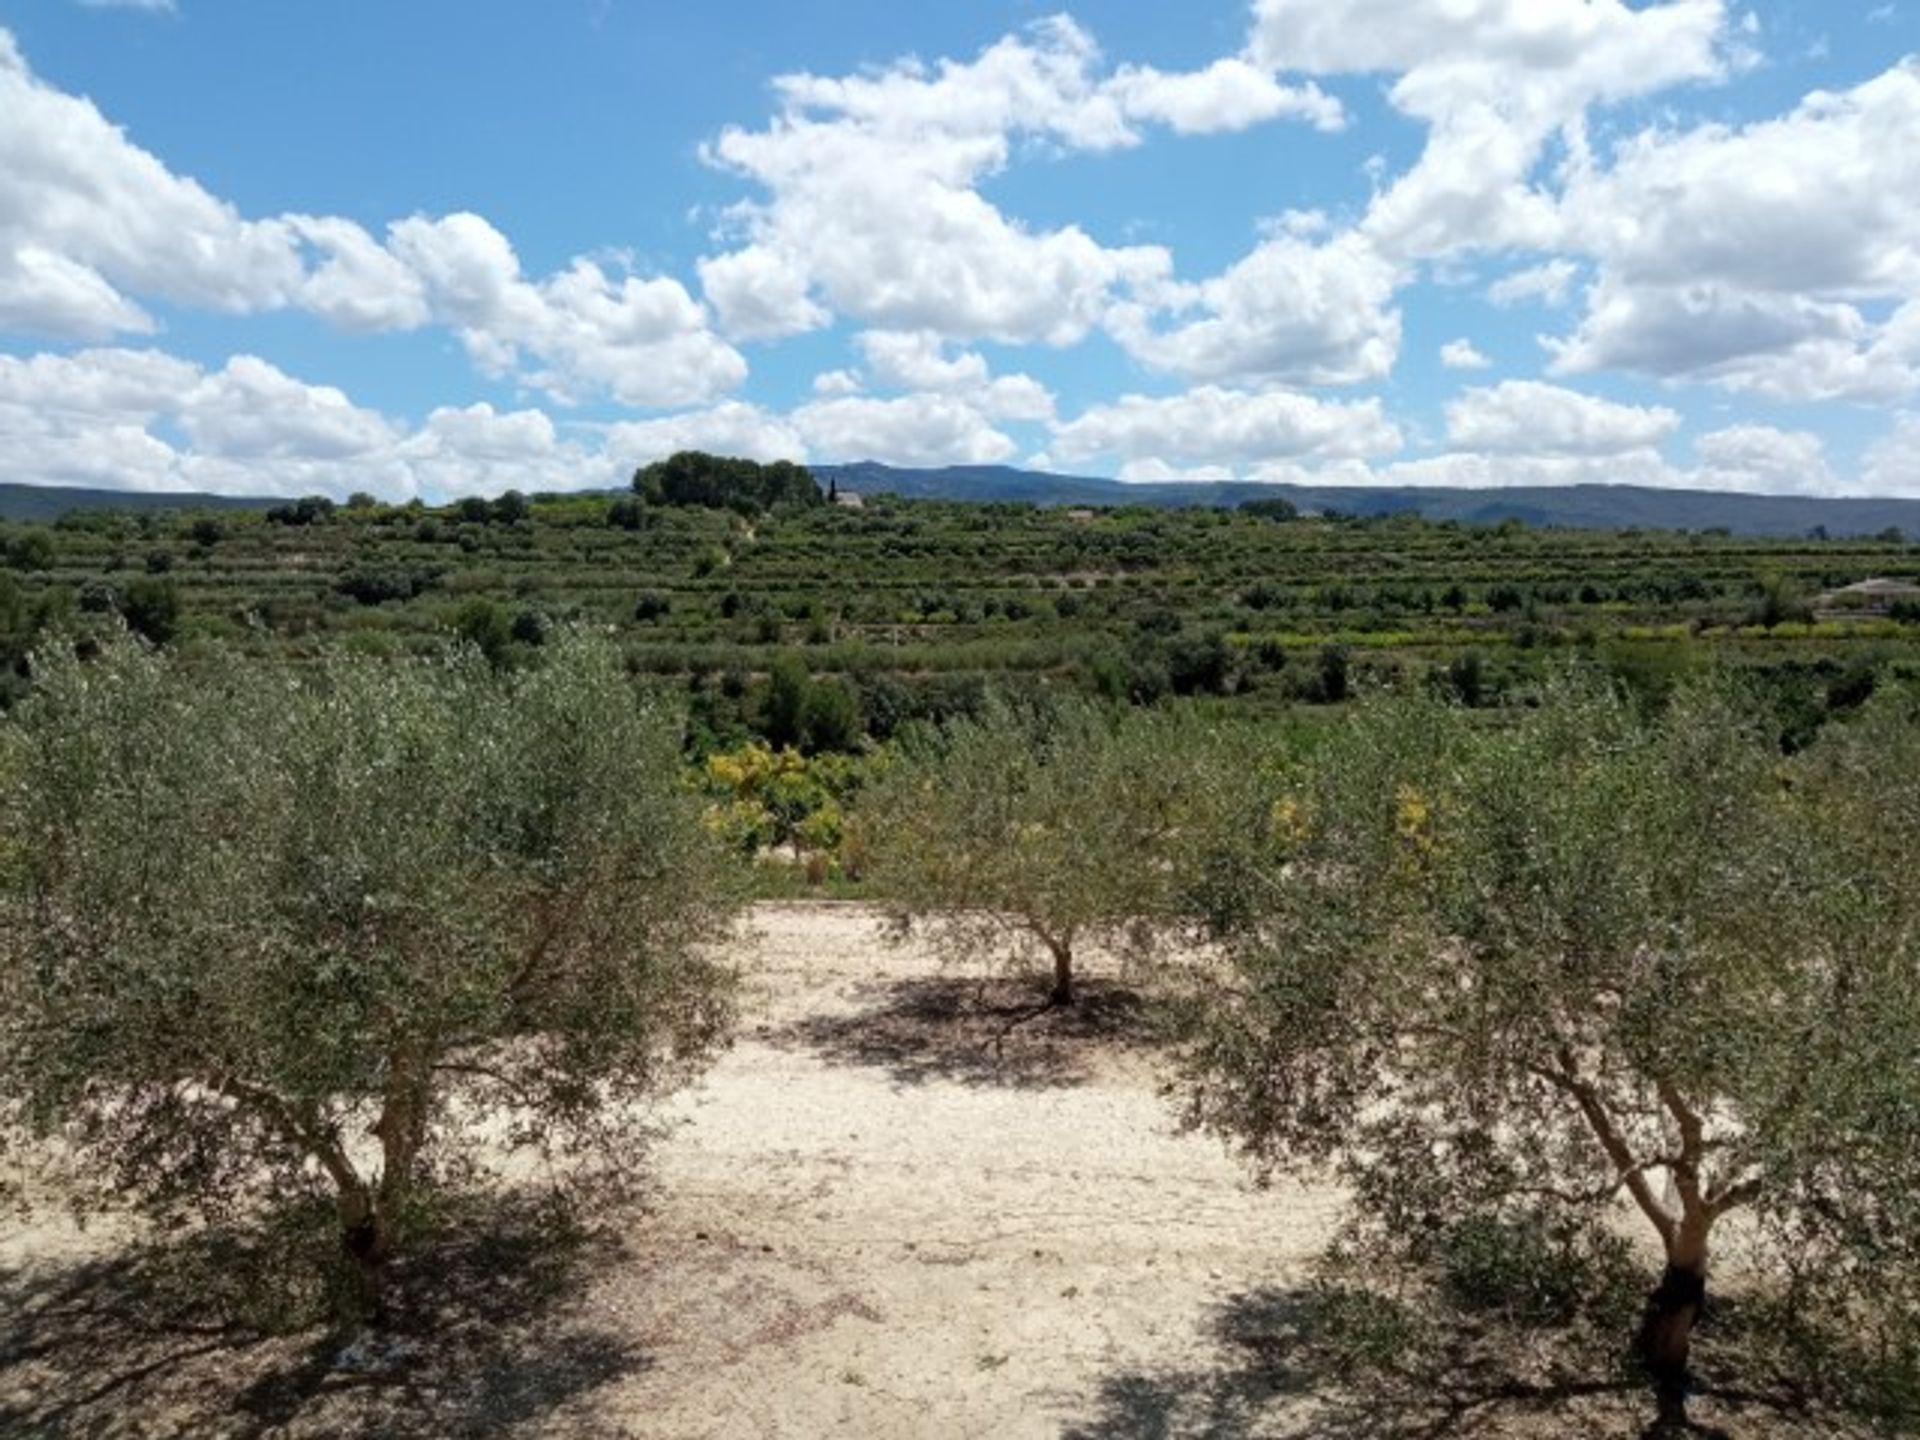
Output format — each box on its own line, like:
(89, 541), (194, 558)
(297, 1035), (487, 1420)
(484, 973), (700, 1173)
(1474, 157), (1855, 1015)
(2, 0), (1918, 498)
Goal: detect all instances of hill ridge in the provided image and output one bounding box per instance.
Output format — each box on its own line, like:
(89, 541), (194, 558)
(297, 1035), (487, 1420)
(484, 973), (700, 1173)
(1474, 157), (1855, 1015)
(812, 463), (1920, 539)
(5, 466), (1919, 539)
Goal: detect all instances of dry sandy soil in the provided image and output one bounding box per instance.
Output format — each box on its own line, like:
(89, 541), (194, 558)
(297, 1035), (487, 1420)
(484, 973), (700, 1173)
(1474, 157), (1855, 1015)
(0, 904), (1825, 1438)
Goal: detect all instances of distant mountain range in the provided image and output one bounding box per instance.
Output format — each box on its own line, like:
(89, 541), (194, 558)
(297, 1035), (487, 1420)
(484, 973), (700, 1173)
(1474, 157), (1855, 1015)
(0, 483), (277, 524)
(813, 463), (1920, 539)
(4, 465), (1919, 539)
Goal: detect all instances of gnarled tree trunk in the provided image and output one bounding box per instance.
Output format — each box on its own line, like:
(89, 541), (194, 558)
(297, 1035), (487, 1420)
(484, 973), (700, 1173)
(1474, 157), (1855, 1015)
(1640, 1219), (1710, 1432)
(214, 1075), (401, 1326)
(337, 1179), (392, 1325)
(1541, 1058), (1743, 1434)
(350, 1044), (433, 1327)
(324, 1046), (434, 1328)
(1044, 933), (1075, 1006)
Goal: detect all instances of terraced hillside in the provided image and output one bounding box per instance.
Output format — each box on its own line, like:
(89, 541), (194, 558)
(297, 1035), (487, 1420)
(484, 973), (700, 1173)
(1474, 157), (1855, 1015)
(4, 485), (1919, 730)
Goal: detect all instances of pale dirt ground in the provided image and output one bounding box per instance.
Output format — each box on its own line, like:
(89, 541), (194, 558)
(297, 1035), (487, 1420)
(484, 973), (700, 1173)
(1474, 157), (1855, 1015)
(599, 903), (1344, 1439)
(0, 903), (1347, 1438)
(0, 905), (1817, 1437)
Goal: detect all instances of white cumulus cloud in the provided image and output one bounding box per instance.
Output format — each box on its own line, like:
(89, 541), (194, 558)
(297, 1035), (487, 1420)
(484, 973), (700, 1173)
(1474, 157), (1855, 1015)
(387, 213), (745, 408)
(854, 330), (1055, 420)
(1108, 231), (1402, 386)
(0, 29), (744, 408)
(1049, 385), (1402, 474)
(1106, 58), (1344, 135)
(791, 393), (1018, 467)
(1690, 424), (1838, 495)
(1862, 413), (1920, 498)
(604, 402), (805, 471)
(1440, 339), (1492, 370)
(1488, 260), (1579, 308)
(697, 20), (1173, 347)
(0, 32), (304, 335)
(1549, 60), (1920, 400)
(1445, 381), (1680, 455)
(1249, 0), (1733, 261)
(0, 347), (604, 500)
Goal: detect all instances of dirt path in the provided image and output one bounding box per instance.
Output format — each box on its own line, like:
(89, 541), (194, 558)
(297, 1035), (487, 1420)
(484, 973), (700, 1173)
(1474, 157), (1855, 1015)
(587, 903), (1344, 1438)
(1, 902), (1345, 1438)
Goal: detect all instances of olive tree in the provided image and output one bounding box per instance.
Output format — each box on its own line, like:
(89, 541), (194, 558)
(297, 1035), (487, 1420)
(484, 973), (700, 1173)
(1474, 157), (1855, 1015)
(0, 630), (737, 1323)
(1177, 677), (1920, 1430)
(1757, 683), (1920, 1422)
(864, 696), (1259, 1005)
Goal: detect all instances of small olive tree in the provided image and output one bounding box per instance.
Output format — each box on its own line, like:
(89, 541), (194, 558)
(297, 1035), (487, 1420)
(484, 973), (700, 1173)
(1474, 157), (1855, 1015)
(864, 696), (1259, 1005)
(1177, 676), (1920, 1430)
(0, 630), (737, 1323)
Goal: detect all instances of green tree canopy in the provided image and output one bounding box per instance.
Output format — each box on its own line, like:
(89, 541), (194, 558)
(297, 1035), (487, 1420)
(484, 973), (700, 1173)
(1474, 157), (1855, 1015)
(633, 451), (821, 514)
(0, 631), (738, 1323)
(1176, 675), (1920, 1430)
(864, 696), (1263, 1005)
(118, 575), (180, 645)
(2, 527), (56, 572)
(1239, 497), (1299, 521)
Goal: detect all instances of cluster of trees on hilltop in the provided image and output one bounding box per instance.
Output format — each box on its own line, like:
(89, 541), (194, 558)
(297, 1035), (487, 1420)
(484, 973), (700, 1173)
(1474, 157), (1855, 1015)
(633, 451), (821, 514)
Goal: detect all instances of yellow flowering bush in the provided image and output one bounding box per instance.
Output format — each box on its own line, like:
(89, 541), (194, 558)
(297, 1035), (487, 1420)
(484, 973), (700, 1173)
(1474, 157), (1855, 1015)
(1394, 783), (1434, 852)
(699, 740), (871, 863)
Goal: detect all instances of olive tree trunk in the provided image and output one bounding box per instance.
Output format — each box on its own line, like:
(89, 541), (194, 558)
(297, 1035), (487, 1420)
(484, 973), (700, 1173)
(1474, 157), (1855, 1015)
(336, 1180), (393, 1325)
(1044, 934), (1075, 1006)
(1639, 1213), (1711, 1430)
(330, 1047), (434, 1327)
(1544, 1061), (1733, 1433)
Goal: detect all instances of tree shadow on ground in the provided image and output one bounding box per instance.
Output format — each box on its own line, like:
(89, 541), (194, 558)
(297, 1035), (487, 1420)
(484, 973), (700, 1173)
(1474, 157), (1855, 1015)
(765, 973), (1159, 1089)
(1060, 1286), (1834, 1440)
(0, 1195), (648, 1439)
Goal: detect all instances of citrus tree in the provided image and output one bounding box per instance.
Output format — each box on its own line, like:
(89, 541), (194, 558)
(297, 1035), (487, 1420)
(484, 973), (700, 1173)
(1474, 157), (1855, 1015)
(1177, 677), (1920, 1430)
(0, 630), (737, 1323)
